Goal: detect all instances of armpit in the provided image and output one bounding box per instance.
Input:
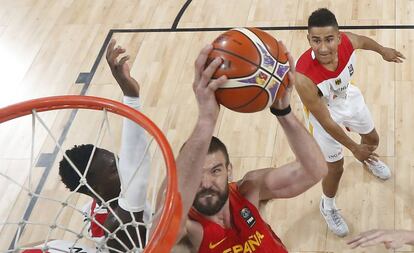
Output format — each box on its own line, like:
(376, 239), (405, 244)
(172, 236), (193, 253)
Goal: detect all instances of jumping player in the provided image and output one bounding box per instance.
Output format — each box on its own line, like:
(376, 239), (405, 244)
(295, 8), (405, 237)
(173, 43), (328, 252)
(26, 39), (229, 252)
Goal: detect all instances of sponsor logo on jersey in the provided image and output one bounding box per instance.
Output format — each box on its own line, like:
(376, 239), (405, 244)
(209, 237), (227, 249)
(348, 64), (354, 76)
(240, 207), (256, 228)
(222, 231), (265, 253)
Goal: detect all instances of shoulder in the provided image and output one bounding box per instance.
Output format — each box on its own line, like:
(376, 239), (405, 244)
(295, 50), (326, 85)
(341, 32), (356, 52)
(236, 170), (265, 206)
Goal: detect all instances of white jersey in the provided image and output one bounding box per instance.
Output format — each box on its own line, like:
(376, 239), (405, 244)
(297, 32), (356, 105)
(297, 33), (375, 162)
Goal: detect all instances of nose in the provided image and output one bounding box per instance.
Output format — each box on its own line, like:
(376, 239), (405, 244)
(319, 41), (329, 53)
(200, 173), (212, 189)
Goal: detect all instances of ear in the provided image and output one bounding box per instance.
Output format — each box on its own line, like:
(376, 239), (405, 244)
(227, 163), (233, 182)
(307, 34), (311, 44)
(337, 31), (342, 44)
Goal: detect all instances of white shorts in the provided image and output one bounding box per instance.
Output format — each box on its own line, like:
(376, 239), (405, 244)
(304, 84), (375, 163)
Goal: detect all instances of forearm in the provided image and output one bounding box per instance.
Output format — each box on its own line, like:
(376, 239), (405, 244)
(358, 35), (384, 55)
(320, 118), (358, 152)
(277, 112), (326, 180)
(176, 117), (216, 219)
(118, 96), (150, 212)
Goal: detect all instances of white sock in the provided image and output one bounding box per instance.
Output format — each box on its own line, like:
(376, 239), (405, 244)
(322, 194), (336, 210)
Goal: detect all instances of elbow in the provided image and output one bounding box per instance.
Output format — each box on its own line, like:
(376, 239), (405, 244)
(308, 164), (328, 183)
(313, 151), (329, 180)
(301, 158), (328, 183)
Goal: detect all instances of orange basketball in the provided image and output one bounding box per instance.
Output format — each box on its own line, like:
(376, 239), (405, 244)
(209, 27), (289, 113)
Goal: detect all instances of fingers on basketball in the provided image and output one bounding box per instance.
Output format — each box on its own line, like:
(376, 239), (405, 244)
(201, 57), (223, 88)
(209, 75), (228, 91)
(194, 44), (214, 87)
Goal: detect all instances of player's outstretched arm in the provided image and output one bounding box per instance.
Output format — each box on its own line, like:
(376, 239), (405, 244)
(104, 39), (150, 251)
(152, 45), (227, 242)
(345, 32), (406, 63)
(106, 39), (140, 97)
(295, 72), (377, 164)
(176, 44), (227, 229)
(240, 45), (327, 200)
(347, 229), (414, 249)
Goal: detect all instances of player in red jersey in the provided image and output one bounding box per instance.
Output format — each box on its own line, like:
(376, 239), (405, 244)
(172, 43), (328, 253)
(295, 8), (405, 237)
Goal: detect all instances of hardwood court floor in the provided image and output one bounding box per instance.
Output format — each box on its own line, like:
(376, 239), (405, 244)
(0, 1), (413, 252)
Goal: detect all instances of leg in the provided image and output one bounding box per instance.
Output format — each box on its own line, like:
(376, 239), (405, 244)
(360, 128), (379, 147)
(359, 129), (391, 180)
(320, 158), (349, 237)
(305, 111), (349, 236)
(342, 87), (390, 179)
(322, 158), (344, 198)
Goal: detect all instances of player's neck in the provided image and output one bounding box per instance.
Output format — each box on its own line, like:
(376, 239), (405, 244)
(321, 54), (339, 71)
(205, 199), (232, 228)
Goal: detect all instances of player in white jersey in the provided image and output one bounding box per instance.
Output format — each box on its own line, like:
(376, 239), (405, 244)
(295, 8), (405, 237)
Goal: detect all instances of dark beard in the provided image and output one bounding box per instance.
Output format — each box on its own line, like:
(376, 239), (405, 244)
(192, 184), (229, 216)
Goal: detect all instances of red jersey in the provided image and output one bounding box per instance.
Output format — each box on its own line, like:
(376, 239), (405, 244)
(296, 32), (356, 103)
(88, 199), (108, 238)
(189, 183), (288, 253)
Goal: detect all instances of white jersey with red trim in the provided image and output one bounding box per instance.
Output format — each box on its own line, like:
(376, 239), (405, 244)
(296, 32), (356, 105)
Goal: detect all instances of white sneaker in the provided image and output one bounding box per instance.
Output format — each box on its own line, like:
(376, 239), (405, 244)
(365, 160), (391, 180)
(320, 199), (349, 237)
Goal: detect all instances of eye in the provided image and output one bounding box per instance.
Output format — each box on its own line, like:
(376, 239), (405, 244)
(212, 168), (222, 174)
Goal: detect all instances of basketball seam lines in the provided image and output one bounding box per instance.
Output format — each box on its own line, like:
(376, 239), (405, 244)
(232, 63), (279, 110)
(248, 28), (280, 65)
(214, 29), (285, 110)
(246, 29), (285, 83)
(213, 47), (284, 84)
(212, 48), (260, 74)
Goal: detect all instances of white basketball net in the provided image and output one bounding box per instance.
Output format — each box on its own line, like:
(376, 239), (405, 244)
(0, 106), (167, 253)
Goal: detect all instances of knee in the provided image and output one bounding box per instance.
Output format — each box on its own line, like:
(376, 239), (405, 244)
(328, 160), (344, 176)
(363, 129), (379, 146)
